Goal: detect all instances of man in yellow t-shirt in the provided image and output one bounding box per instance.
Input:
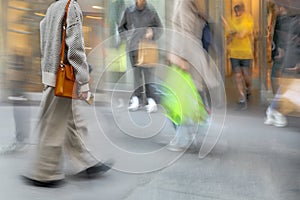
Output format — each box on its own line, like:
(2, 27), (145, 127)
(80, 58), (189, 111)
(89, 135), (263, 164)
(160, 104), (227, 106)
(226, 2), (254, 110)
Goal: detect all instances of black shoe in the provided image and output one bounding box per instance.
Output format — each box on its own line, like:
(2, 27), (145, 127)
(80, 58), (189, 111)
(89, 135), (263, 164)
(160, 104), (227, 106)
(77, 161), (114, 177)
(21, 176), (65, 188)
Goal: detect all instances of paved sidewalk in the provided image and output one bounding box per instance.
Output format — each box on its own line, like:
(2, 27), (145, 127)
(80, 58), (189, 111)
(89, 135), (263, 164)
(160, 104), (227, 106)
(122, 107), (300, 200)
(0, 103), (299, 200)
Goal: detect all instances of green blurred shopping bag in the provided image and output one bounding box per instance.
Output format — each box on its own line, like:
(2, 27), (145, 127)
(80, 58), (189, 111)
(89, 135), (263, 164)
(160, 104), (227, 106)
(161, 65), (208, 126)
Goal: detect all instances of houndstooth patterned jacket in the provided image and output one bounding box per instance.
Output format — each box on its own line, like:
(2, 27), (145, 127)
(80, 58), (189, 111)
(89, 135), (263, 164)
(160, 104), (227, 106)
(40, 0), (89, 92)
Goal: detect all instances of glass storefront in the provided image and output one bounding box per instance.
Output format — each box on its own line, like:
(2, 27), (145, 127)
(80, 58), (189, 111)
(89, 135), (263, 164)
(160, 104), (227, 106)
(0, 0), (166, 95)
(0, 0), (273, 103)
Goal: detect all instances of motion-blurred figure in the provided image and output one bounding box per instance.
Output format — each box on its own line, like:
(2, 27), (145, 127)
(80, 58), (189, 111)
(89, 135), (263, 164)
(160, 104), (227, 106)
(265, 11), (300, 127)
(270, 2), (293, 93)
(22, 0), (112, 187)
(118, 0), (163, 113)
(162, 0), (215, 151)
(1, 49), (31, 154)
(223, 2), (254, 110)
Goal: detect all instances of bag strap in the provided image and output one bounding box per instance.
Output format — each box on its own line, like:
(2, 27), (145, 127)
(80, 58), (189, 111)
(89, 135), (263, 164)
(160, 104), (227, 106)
(59, 0), (72, 66)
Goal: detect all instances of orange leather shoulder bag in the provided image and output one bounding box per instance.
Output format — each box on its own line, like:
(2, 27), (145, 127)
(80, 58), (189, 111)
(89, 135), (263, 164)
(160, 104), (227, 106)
(54, 0), (78, 99)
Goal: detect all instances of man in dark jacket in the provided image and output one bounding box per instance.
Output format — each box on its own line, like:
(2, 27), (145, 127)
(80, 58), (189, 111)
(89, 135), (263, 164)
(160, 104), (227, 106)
(265, 13), (300, 128)
(118, 0), (163, 113)
(271, 3), (293, 92)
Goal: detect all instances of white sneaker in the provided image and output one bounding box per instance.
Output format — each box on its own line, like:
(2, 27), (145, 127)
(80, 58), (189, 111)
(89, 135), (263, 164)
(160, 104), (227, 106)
(272, 110), (287, 127)
(0, 142), (29, 154)
(264, 107), (287, 127)
(128, 96), (139, 111)
(264, 107), (274, 125)
(264, 117), (274, 125)
(145, 98), (158, 113)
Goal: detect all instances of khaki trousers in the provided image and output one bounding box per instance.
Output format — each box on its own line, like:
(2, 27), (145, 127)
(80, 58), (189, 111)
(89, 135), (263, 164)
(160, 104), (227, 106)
(28, 86), (98, 181)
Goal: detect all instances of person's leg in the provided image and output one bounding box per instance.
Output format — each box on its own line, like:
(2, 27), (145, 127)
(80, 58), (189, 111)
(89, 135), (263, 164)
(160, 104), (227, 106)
(167, 125), (194, 152)
(0, 100), (31, 154)
(129, 51), (143, 99)
(128, 51), (143, 110)
(231, 58), (245, 102)
(264, 85), (288, 127)
(143, 67), (155, 98)
(13, 101), (30, 144)
(63, 100), (99, 174)
(132, 67), (143, 99)
(25, 86), (71, 181)
(143, 67), (158, 112)
(271, 61), (282, 94)
(0, 80), (30, 153)
(271, 79), (298, 127)
(240, 59), (252, 99)
(128, 67), (143, 111)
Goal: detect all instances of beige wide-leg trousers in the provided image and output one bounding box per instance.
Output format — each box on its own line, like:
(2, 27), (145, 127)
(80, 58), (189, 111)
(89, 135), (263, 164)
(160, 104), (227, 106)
(28, 86), (98, 181)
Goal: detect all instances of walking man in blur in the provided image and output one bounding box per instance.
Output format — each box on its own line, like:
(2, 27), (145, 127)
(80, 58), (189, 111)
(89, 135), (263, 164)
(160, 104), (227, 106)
(118, 0), (163, 113)
(265, 11), (300, 127)
(223, 2), (254, 110)
(163, 0), (218, 151)
(22, 0), (112, 187)
(270, 2), (293, 93)
(1, 49), (31, 154)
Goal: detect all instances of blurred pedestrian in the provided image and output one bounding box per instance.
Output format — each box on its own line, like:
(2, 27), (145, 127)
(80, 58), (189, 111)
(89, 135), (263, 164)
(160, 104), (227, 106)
(1, 49), (31, 154)
(265, 13), (300, 127)
(223, 2), (254, 110)
(200, 17), (214, 115)
(118, 0), (163, 113)
(22, 0), (112, 187)
(162, 0), (215, 151)
(270, 2), (293, 93)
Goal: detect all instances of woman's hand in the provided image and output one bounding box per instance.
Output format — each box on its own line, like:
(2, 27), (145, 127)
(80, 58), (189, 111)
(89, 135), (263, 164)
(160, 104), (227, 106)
(167, 54), (190, 72)
(144, 28), (153, 40)
(78, 91), (89, 100)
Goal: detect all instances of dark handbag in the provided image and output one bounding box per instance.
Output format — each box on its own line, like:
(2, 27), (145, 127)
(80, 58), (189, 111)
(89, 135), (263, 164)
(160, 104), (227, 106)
(54, 0), (78, 99)
(201, 22), (212, 52)
(135, 39), (158, 67)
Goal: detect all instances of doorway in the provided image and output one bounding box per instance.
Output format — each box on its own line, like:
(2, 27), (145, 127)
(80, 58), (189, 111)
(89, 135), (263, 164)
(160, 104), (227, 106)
(222, 0), (269, 104)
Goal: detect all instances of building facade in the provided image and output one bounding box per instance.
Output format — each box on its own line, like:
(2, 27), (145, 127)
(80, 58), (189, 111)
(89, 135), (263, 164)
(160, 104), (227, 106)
(0, 0), (272, 103)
